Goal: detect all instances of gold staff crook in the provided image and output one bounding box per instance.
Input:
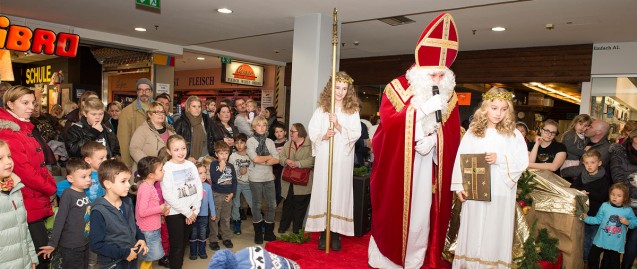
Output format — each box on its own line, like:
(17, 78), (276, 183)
(325, 7), (338, 254)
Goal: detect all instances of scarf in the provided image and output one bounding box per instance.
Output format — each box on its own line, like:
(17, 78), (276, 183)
(626, 140), (637, 165)
(186, 112), (206, 159)
(254, 132), (270, 156)
(0, 177), (14, 192)
(581, 167), (606, 185)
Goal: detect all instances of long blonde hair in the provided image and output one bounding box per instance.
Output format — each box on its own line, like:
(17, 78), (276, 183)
(564, 114), (591, 142)
(317, 71), (359, 115)
(469, 87), (516, 138)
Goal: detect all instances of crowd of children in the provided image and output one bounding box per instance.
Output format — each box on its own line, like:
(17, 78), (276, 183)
(3, 79), (637, 269)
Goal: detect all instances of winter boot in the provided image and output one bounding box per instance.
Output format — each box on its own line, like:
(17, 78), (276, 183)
(264, 222), (277, 241)
(331, 232), (342, 251)
(197, 241), (208, 259)
(253, 221), (264, 244)
(318, 231), (326, 250)
(232, 220), (242, 235)
(189, 241), (198, 260)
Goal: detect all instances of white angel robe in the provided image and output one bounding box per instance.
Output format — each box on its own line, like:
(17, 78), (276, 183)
(305, 107), (361, 236)
(450, 128), (528, 269)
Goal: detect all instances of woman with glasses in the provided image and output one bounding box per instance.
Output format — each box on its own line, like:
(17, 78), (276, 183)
(278, 123), (314, 234)
(130, 101), (176, 172)
(528, 119), (567, 174)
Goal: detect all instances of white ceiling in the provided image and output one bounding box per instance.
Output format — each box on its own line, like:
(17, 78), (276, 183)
(1, 0), (637, 71)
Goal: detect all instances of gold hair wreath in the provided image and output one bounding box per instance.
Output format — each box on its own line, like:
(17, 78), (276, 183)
(335, 73), (354, 85)
(482, 91), (513, 102)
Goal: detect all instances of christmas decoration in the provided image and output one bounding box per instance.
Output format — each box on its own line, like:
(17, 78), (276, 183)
(277, 229), (311, 244)
(515, 220), (561, 269)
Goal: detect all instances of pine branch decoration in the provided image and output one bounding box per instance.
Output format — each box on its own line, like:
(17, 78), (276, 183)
(515, 220), (542, 269)
(277, 229), (311, 244)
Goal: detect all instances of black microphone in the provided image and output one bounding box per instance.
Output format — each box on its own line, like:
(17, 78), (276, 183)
(432, 85), (442, 123)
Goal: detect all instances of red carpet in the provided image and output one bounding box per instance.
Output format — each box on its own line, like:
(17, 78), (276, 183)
(265, 232), (371, 269)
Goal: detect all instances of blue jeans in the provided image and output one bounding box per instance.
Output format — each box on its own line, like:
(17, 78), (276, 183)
(583, 223), (598, 261)
(622, 225), (637, 269)
(232, 183), (253, 221)
(249, 180), (276, 223)
(190, 216), (208, 242)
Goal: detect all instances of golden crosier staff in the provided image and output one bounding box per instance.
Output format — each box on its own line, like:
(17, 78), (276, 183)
(325, 7), (338, 254)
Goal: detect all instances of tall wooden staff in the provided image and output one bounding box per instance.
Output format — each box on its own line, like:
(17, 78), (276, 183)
(325, 7), (338, 254)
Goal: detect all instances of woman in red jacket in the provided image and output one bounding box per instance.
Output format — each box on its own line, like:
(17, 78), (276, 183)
(0, 85), (57, 269)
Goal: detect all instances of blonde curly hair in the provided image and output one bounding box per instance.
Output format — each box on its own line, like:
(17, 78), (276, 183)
(469, 87), (516, 138)
(318, 71), (360, 115)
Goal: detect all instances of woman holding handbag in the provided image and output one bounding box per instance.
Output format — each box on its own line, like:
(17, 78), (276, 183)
(278, 123), (315, 234)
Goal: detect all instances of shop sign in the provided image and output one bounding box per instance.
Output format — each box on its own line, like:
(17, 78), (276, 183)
(25, 65), (53, 84)
(222, 62), (264, 87)
(0, 16), (80, 57)
(592, 41), (637, 75)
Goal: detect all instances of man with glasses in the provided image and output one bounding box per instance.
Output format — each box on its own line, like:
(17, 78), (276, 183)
(118, 78), (155, 167)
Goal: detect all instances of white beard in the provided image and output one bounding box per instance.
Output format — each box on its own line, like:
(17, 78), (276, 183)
(406, 67), (456, 135)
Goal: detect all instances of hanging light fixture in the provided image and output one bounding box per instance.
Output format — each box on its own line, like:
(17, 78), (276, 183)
(0, 49), (15, 82)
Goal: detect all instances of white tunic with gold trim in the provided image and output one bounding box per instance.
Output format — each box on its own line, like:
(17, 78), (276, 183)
(305, 106), (361, 236)
(450, 128), (528, 269)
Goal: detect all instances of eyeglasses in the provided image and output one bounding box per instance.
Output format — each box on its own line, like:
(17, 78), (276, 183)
(137, 88), (152, 93)
(150, 111), (165, 115)
(542, 128), (559, 136)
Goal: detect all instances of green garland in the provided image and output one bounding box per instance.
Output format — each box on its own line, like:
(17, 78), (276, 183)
(516, 170), (537, 207)
(277, 229), (311, 244)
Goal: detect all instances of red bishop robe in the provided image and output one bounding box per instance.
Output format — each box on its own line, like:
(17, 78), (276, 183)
(370, 74), (461, 268)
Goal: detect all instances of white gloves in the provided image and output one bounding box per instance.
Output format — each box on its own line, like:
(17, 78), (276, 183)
(419, 95), (443, 115)
(415, 135), (436, 155)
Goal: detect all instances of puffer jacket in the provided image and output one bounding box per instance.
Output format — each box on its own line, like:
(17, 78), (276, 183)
(0, 174), (39, 269)
(174, 113), (214, 159)
(279, 139), (315, 196)
(609, 140), (637, 213)
(0, 108), (56, 222)
(65, 116), (120, 158)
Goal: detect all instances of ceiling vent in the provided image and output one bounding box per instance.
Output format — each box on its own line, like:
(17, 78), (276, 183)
(378, 16), (415, 26)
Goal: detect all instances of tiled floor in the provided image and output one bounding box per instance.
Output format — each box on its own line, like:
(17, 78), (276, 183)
(180, 217), (266, 268)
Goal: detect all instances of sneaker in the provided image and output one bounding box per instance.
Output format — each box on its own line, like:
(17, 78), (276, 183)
(189, 255), (197, 260)
(209, 242), (220, 251)
(223, 239), (234, 248)
(158, 256), (170, 268)
(199, 253), (208, 259)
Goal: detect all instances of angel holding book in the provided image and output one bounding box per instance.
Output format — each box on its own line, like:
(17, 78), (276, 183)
(450, 87), (529, 268)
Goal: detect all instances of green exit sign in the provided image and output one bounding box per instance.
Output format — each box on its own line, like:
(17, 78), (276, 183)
(136, 0), (161, 13)
(220, 57), (232, 64)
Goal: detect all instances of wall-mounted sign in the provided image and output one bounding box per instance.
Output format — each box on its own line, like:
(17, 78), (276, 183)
(222, 62), (264, 87)
(456, 92), (471, 106)
(136, 0), (161, 13)
(25, 65), (52, 84)
(592, 42), (637, 75)
(0, 16), (80, 57)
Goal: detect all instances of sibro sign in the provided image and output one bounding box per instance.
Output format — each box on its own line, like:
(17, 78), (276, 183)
(0, 16), (80, 57)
